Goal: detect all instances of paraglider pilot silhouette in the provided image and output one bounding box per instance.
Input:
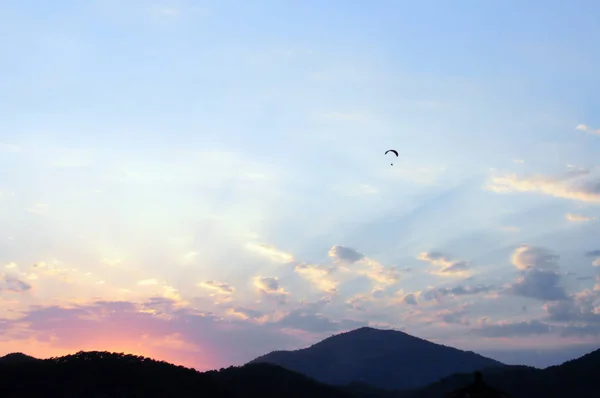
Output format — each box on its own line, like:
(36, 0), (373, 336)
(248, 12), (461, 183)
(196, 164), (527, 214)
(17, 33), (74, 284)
(385, 149), (398, 166)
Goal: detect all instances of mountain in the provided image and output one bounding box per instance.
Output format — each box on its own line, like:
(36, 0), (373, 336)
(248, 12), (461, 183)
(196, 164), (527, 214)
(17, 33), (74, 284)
(0, 352), (40, 364)
(0, 350), (355, 398)
(403, 347), (600, 398)
(208, 362), (352, 398)
(248, 326), (505, 390)
(1, 345), (599, 398)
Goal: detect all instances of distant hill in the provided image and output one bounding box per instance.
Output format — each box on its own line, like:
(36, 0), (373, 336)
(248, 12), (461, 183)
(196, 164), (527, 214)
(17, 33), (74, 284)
(400, 347), (600, 398)
(207, 362), (351, 398)
(0, 352), (40, 364)
(0, 351), (231, 398)
(248, 326), (505, 390)
(1, 343), (599, 398)
(0, 350), (354, 398)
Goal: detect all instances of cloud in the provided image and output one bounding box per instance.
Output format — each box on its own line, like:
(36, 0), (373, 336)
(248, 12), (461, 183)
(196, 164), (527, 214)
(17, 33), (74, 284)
(329, 245), (400, 286)
(254, 277), (281, 293)
(328, 245), (365, 264)
(0, 274), (32, 293)
(246, 243), (295, 264)
(275, 308), (365, 333)
(511, 245), (560, 272)
(435, 303), (472, 326)
(544, 288), (600, 326)
(558, 324), (600, 336)
(506, 245), (567, 301)
(403, 293), (418, 305)
(253, 277), (289, 304)
(421, 284), (497, 301)
(486, 167), (600, 203)
(29, 261), (77, 282)
(293, 263), (338, 293)
(0, 298), (306, 369)
(345, 294), (372, 311)
(565, 213), (596, 222)
(417, 252), (471, 277)
(245, 242), (401, 298)
(471, 320), (553, 337)
(199, 281), (235, 295)
(584, 250), (600, 267)
(225, 307), (264, 321)
(508, 270), (568, 301)
(575, 124), (600, 135)
(354, 259), (401, 286)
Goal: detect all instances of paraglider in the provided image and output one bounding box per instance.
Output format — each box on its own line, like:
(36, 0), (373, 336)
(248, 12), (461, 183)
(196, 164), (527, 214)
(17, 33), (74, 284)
(385, 149), (398, 165)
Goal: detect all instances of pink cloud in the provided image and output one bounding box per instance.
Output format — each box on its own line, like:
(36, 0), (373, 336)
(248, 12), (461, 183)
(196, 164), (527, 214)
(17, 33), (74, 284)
(0, 298), (305, 370)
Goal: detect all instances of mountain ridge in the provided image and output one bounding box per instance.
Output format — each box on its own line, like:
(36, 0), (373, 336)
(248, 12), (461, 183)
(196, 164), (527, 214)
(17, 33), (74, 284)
(0, 344), (599, 397)
(248, 326), (505, 390)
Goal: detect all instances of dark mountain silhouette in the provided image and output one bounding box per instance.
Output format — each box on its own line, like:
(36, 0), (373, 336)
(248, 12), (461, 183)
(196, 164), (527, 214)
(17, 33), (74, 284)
(0, 351), (232, 398)
(0, 352), (40, 364)
(0, 350), (354, 398)
(207, 362), (351, 398)
(248, 326), (505, 390)
(0, 344), (599, 397)
(400, 347), (600, 398)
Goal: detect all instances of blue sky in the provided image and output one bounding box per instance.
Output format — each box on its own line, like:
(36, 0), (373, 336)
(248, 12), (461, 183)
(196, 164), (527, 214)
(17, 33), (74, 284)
(1, 0), (600, 370)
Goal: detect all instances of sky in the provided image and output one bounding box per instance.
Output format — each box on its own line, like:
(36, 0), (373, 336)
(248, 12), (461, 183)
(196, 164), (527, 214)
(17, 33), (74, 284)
(1, 0), (600, 371)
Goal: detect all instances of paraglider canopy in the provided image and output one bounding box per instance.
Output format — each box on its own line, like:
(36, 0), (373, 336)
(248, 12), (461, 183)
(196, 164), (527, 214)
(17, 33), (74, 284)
(385, 149), (398, 165)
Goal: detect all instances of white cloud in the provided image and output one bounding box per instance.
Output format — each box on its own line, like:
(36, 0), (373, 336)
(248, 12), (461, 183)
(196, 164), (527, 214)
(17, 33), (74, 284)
(329, 245), (400, 286)
(486, 167), (600, 203)
(511, 245), (559, 272)
(253, 276), (289, 304)
(246, 243), (294, 264)
(575, 124), (600, 135)
(293, 263), (338, 293)
(506, 245), (567, 301)
(565, 213), (596, 222)
(199, 281), (235, 295)
(417, 252), (471, 277)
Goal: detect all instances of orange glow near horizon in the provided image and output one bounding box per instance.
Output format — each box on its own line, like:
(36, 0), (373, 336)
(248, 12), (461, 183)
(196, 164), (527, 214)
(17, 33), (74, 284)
(0, 341), (215, 371)
(0, 333), (217, 371)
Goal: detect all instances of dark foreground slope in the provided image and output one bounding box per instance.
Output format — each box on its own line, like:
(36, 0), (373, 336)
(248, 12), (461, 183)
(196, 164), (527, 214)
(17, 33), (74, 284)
(0, 351), (352, 398)
(1, 346), (599, 398)
(248, 326), (505, 390)
(0, 351), (232, 398)
(400, 347), (600, 398)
